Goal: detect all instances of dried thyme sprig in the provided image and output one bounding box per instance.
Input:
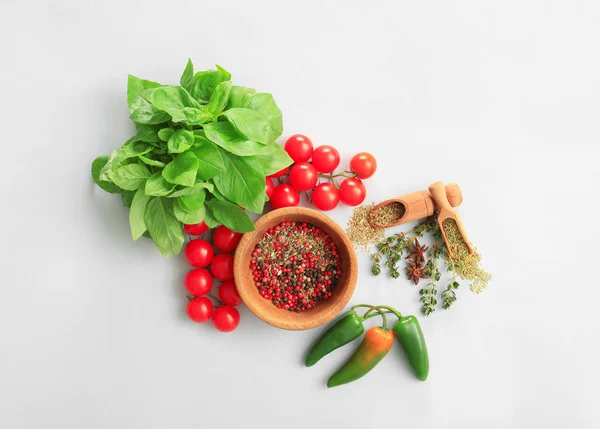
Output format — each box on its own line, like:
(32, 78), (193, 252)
(419, 234), (443, 315)
(370, 216), (436, 278)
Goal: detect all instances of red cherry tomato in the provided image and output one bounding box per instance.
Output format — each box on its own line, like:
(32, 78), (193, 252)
(284, 134), (313, 162)
(266, 178), (275, 199)
(186, 297), (213, 323)
(267, 167), (289, 178)
(312, 183), (340, 211)
(219, 280), (243, 306)
(184, 268), (213, 296)
(339, 178), (367, 206)
(183, 221), (209, 236)
(212, 305), (240, 332)
(184, 239), (214, 267)
(270, 184), (300, 209)
(349, 152), (377, 179)
(311, 145), (340, 173)
(213, 225), (243, 253)
(289, 162), (318, 191)
(210, 253), (234, 281)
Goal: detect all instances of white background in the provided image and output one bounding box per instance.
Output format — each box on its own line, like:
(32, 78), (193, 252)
(1, 1), (599, 428)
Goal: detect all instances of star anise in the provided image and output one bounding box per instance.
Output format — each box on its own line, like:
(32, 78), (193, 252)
(405, 260), (430, 285)
(406, 239), (429, 265)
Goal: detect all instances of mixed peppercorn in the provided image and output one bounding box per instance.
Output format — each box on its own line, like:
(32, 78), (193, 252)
(250, 221), (342, 312)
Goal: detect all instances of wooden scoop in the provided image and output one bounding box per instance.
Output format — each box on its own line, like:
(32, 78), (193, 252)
(428, 181), (474, 259)
(368, 183), (463, 229)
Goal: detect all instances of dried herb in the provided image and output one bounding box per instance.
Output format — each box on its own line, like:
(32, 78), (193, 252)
(346, 204), (385, 253)
(442, 218), (491, 293)
(367, 212), (490, 316)
(369, 216), (436, 278)
(369, 202), (406, 227)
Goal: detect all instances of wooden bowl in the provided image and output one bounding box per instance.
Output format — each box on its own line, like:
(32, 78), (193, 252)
(234, 207), (358, 330)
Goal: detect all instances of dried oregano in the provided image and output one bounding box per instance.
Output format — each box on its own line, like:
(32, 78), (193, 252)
(347, 205), (491, 316)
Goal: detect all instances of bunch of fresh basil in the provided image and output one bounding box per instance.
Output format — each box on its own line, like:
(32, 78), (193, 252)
(91, 60), (292, 257)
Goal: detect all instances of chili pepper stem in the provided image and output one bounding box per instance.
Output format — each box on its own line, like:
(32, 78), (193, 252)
(377, 305), (403, 319)
(372, 306), (388, 330)
(363, 309), (393, 321)
(351, 304), (374, 312)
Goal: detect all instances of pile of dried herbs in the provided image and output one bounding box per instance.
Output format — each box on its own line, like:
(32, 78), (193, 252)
(347, 204), (491, 316)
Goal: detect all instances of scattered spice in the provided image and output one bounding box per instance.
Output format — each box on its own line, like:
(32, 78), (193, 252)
(346, 204), (385, 252)
(250, 221), (341, 312)
(361, 206), (491, 315)
(442, 219), (491, 293)
(369, 202), (406, 227)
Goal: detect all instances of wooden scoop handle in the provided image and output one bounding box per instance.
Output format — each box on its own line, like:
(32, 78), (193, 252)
(428, 182), (453, 213)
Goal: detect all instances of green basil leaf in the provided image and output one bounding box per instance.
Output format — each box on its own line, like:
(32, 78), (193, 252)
(243, 93), (283, 139)
(206, 80), (232, 118)
(227, 85), (256, 109)
(135, 125), (162, 143)
(205, 199), (254, 233)
(109, 163), (151, 191)
(121, 190), (136, 208)
(138, 155), (166, 168)
(203, 204), (220, 228)
(216, 65), (231, 81)
(249, 143), (293, 176)
(212, 148), (266, 213)
(127, 75), (171, 125)
(178, 190), (207, 211)
(167, 129), (194, 154)
(99, 139), (151, 181)
(158, 128), (175, 142)
(148, 86), (202, 123)
(208, 183), (227, 200)
(190, 137), (225, 180)
(203, 122), (265, 156)
(189, 67), (231, 102)
(162, 152), (198, 187)
(144, 198), (184, 258)
(180, 59), (194, 91)
(122, 140), (153, 158)
(223, 108), (272, 145)
(167, 182), (213, 198)
(174, 199), (205, 224)
(129, 187), (152, 240)
(91, 156), (122, 194)
(145, 172), (177, 196)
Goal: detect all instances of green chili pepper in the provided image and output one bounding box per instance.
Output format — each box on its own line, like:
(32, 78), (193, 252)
(305, 309), (364, 367)
(392, 315), (429, 381)
(327, 326), (394, 388)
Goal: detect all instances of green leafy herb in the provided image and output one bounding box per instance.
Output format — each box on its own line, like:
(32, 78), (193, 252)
(205, 199), (254, 232)
(91, 60), (291, 257)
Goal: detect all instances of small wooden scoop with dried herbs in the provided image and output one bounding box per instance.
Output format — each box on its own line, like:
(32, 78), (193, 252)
(346, 185), (491, 316)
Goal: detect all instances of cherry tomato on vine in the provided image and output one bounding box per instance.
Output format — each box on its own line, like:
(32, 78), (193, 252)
(270, 184), (300, 209)
(266, 178), (275, 199)
(210, 253), (234, 281)
(184, 239), (214, 267)
(212, 305), (240, 332)
(184, 268), (213, 296)
(186, 297), (213, 323)
(284, 134), (313, 162)
(289, 162), (318, 191)
(350, 152), (377, 179)
(267, 167), (289, 178)
(219, 280), (243, 306)
(213, 225), (243, 253)
(312, 183), (340, 211)
(311, 145), (340, 173)
(183, 221), (209, 236)
(339, 178), (367, 206)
